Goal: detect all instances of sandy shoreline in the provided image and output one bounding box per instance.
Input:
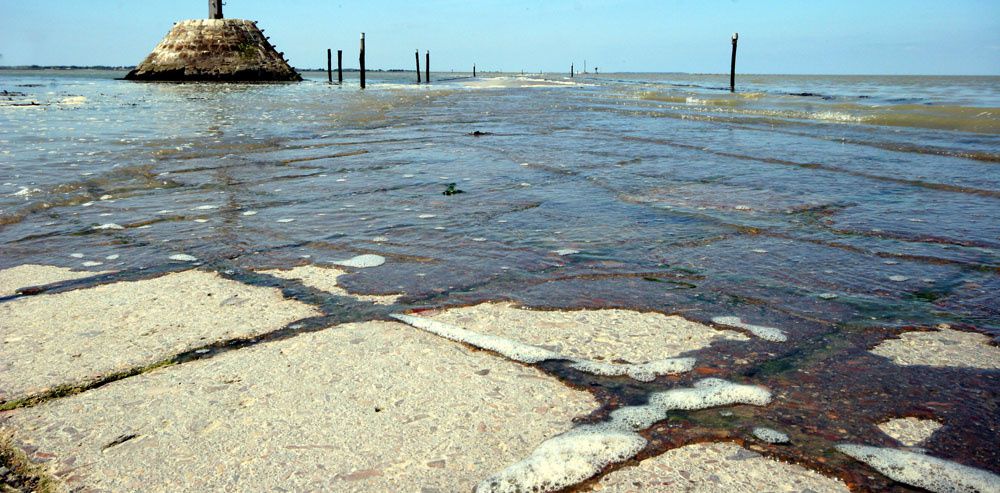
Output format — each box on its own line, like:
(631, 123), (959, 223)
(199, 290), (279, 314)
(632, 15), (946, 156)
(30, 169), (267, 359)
(1, 263), (998, 492)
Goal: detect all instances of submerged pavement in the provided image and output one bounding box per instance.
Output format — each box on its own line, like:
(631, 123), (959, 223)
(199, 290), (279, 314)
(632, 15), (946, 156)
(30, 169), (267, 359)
(1, 263), (998, 492)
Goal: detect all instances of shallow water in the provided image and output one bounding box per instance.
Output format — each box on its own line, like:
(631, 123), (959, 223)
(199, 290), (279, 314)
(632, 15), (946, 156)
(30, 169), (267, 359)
(1, 69), (998, 489)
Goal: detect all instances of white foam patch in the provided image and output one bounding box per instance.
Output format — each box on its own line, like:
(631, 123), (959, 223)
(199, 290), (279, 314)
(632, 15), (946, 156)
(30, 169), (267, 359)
(753, 427), (790, 444)
(649, 378), (772, 411)
(552, 249), (580, 256)
(711, 316), (787, 342)
(391, 314), (695, 382)
(331, 254), (386, 268)
(92, 223), (125, 230)
(479, 379), (773, 492)
(568, 358), (695, 382)
(390, 314), (559, 363)
(476, 425), (647, 493)
(169, 254), (198, 262)
(836, 444), (1000, 493)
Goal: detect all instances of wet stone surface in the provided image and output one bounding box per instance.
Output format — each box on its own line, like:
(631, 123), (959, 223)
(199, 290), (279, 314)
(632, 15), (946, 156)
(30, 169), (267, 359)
(0, 268), (320, 404)
(1, 321), (596, 492)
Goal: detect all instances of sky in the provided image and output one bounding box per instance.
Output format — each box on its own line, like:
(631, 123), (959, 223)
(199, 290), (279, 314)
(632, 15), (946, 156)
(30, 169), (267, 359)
(1, 0), (998, 75)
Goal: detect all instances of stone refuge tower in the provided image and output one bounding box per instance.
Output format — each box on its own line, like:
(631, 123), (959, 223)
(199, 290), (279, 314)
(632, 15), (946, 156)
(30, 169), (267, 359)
(125, 1), (300, 82)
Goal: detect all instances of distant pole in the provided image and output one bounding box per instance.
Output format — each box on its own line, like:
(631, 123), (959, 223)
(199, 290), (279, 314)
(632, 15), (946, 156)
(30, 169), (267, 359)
(473, 64), (476, 77)
(415, 50), (422, 83)
(425, 51), (430, 83)
(730, 32), (738, 93)
(359, 33), (366, 89)
(327, 49), (333, 84)
(337, 50), (343, 83)
(570, 63), (574, 78)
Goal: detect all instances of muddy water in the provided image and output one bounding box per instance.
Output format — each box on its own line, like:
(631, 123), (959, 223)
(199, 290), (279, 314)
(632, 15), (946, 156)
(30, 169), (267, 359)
(1, 70), (998, 490)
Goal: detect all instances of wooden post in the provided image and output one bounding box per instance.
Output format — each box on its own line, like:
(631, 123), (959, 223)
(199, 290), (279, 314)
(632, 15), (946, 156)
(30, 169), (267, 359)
(425, 51), (430, 83)
(473, 64), (476, 77)
(359, 33), (366, 89)
(327, 49), (333, 84)
(415, 50), (422, 83)
(337, 50), (343, 83)
(730, 32), (738, 93)
(570, 64), (574, 78)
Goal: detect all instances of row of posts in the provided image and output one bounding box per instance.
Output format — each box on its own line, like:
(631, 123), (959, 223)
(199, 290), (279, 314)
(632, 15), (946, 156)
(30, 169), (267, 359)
(325, 32), (740, 92)
(326, 33), (436, 89)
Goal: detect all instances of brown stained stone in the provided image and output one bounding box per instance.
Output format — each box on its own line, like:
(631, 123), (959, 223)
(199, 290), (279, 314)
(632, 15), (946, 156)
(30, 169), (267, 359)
(0, 270), (319, 403)
(125, 19), (301, 82)
(1, 321), (597, 491)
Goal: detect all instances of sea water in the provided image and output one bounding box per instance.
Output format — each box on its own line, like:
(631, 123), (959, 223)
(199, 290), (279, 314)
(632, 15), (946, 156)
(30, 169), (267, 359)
(1, 69), (996, 332)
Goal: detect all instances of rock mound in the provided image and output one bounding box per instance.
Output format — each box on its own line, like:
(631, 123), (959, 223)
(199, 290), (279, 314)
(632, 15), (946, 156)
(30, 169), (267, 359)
(125, 19), (301, 82)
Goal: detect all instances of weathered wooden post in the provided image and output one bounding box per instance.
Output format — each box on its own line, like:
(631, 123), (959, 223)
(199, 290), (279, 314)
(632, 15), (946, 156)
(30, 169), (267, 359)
(327, 49), (333, 83)
(337, 50), (343, 83)
(571, 64), (574, 78)
(425, 51), (430, 83)
(359, 33), (366, 89)
(730, 32), (738, 93)
(473, 64), (476, 77)
(209, 0), (223, 19)
(415, 50), (422, 83)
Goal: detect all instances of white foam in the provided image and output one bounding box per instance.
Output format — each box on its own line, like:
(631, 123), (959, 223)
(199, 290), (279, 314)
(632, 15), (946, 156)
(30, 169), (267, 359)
(837, 444), (1000, 493)
(92, 223), (124, 230)
(569, 358), (695, 382)
(169, 254), (198, 262)
(753, 427), (790, 444)
(192, 205), (218, 210)
(649, 378), (773, 410)
(390, 314), (559, 363)
(391, 314), (695, 382)
(82, 261), (103, 267)
(331, 254), (386, 268)
(476, 425), (647, 493)
(711, 316), (787, 342)
(242, 210), (258, 216)
(479, 379), (773, 492)
(552, 249), (579, 256)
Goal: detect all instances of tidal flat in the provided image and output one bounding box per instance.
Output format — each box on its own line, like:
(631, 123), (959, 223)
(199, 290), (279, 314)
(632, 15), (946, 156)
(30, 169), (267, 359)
(1, 70), (998, 492)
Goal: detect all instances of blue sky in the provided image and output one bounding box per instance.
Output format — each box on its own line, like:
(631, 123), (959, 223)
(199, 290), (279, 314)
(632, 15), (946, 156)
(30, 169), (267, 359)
(1, 0), (998, 74)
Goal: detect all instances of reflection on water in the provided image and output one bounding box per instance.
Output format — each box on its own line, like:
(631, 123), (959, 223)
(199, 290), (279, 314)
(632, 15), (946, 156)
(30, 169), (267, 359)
(1, 69), (999, 489)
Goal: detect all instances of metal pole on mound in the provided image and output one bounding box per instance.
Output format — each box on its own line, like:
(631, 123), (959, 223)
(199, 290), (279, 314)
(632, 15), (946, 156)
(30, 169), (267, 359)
(209, 0), (223, 19)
